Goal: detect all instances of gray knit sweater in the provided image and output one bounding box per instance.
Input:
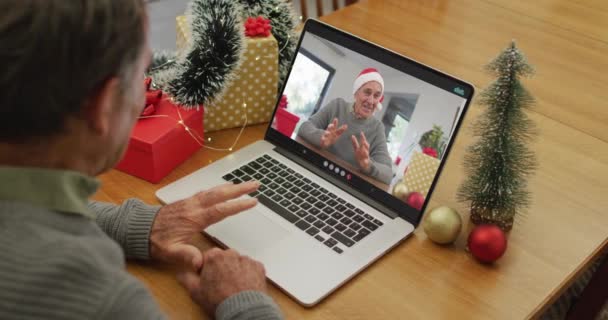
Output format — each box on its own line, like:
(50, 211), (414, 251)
(0, 167), (282, 320)
(297, 98), (393, 184)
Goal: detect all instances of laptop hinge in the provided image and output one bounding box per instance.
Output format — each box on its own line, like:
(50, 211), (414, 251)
(273, 146), (399, 220)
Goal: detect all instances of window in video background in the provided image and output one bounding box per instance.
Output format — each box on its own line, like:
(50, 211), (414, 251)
(382, 94), (417, 160)
(282, 48), (335, 137)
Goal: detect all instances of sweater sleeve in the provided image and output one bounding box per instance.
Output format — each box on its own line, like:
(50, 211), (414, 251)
(216, 291), (283, 320)
(366, 121), (394, 184)
(15, 237), (168, 320)
(89, 199), (160, 260)
(297, 99), (341, 148)
(99, 272), (167, 320)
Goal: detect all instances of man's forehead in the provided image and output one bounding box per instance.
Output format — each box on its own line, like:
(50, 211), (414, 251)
(362, 82), (382, 91)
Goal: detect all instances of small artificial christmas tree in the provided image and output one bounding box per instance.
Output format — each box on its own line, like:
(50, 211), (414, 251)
(457, 41), (537, 231)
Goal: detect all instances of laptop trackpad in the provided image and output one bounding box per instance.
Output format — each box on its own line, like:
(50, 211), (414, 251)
(205, 209), (289, 257)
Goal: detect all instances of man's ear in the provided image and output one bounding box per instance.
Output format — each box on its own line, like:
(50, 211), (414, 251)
(84, 77), (121, 136)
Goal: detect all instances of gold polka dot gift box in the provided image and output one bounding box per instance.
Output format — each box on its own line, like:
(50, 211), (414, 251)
(176, 15), (279, 132)
(403, 151), (441, 197)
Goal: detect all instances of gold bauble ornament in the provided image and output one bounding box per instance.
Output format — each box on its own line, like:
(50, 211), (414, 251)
(423, 206), (462, 244)
(392, 181), (410, 201)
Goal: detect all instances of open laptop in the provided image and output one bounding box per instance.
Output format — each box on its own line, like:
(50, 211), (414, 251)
(156, 19), (474, 306)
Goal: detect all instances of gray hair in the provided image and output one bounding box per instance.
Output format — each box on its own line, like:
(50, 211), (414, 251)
(0, 0), (146, 142)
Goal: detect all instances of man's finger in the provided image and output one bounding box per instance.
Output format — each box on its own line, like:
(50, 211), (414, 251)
(224, 248), (242, 258)
(204, 197), (258, 226)
(321, 129), (332, 142)
(351, 135), (360, 150)
(167, 243), (204, 271)
(336, 124), (348, 136)
(203, 247), (225, 263)
(360, 132), (369, 148)
(327, 118), (338, 131)
(176, 270), (206, 304)
(331, 118), (338, 128)
(196, 181), (259, 207)
(176, 270), (202, 297)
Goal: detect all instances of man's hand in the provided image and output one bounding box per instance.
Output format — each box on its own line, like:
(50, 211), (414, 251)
(320, 118), (348, 148)
(149, 181), (259, 270)
(177, 248), (267, 315)
(352, 132), (371, 172)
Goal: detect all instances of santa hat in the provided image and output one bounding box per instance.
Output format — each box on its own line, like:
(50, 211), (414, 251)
(352, 67), (384, 111)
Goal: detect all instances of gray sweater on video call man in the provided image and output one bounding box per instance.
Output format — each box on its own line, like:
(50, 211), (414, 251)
(298, 98), (393, 184)
(0, 168), (282, 320)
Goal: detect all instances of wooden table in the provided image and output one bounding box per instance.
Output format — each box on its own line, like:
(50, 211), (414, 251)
(93, 1), (608, 319)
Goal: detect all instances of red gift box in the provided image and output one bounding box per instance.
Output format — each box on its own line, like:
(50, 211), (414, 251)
(115, 96), (204, 183)
(274, 107), (300, 138)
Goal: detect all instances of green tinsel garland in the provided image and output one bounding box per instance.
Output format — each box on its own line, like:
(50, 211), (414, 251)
(147, 0), (298, 108)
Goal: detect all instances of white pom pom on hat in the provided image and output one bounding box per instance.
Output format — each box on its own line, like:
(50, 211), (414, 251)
(352, 67), (384, 111)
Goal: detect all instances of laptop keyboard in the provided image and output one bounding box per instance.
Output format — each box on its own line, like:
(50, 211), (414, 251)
(222, 154), (384, 254)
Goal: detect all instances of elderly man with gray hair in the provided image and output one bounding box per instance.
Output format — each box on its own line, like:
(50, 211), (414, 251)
(0, 1), (282, 319)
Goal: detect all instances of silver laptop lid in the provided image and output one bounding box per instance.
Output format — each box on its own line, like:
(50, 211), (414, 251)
(265, 19), (474, 226)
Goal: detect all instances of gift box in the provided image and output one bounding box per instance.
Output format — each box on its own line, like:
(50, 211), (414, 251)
(274, 106), (300, 138)
(176, 15), (190, 55)
(402, 151), (441, 197)
(115, 96), (204, 183)
(176, 15), (279, 132)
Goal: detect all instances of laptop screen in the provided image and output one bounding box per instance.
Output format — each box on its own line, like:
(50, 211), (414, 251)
(266, 20), (474, 225)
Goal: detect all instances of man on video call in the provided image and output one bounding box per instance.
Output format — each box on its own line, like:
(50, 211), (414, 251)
(298, 68), (393, 184)
(0, 0), (283, 319)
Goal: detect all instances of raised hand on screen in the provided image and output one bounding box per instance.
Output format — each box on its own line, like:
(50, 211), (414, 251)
(320, 118), (348, 148)
(352, 132), (371, 172)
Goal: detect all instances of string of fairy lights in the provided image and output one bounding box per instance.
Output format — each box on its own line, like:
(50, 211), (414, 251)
(138, 96), (248, 152)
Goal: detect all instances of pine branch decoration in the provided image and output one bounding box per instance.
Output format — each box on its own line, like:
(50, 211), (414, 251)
(146, 51), (178, 89)
(457, 41), (538, 231)
(165, 0), (246, 108)
(148, 51), (176, 72)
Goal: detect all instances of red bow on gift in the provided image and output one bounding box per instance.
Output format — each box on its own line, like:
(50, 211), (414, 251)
(278, 94), (288, 109)
(422, 147), (438, 158)
(143, 77), (162, 116)
(244, 16), (272, 37)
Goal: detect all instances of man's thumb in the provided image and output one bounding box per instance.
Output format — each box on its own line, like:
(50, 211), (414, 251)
(176, 270), (204, 303)
(176, 271), (199, 292)
(172, 244), (203, 271)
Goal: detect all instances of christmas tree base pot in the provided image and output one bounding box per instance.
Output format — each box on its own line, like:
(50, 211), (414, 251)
(470, 208), (514, 231)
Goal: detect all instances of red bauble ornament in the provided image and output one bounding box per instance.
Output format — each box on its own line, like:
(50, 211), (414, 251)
(467, 224), (507, 263)
(407, 192), (425, 211)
